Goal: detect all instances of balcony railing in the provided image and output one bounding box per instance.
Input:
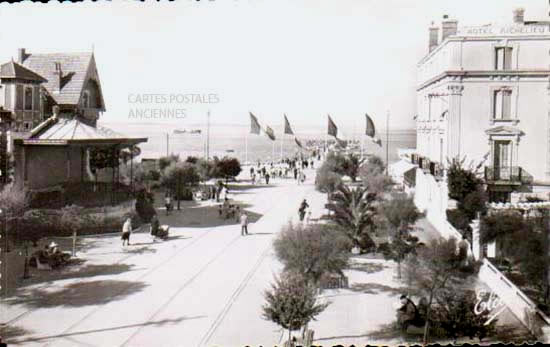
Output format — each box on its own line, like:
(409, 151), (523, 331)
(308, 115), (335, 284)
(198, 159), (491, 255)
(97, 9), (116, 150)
(485, 166), (523, 184)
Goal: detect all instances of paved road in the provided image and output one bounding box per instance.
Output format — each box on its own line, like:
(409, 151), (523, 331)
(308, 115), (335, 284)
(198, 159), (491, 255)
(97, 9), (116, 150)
(4, 172), (318, 347)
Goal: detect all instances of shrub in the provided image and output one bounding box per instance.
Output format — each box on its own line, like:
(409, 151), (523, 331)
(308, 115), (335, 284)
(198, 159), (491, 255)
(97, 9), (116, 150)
(430, 289), (496, 341)
(216, 157), (242, 179)
(273, 223), (351, 285)
(315, 163), (342, 194)
(262, 271), (329, 345)
(175, 188), (194, 201)
(447, 157), (483, 204)
(446, 209), (472, 233)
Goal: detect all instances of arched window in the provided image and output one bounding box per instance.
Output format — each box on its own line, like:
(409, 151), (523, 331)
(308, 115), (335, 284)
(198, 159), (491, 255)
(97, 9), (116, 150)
(24, 87), (33, 111)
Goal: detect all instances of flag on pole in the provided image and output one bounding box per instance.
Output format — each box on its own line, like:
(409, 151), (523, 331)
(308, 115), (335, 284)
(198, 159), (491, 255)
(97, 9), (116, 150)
(284, 114), (294, 135)
(295, 137), (303, 148)
(365, 113), (376, 137)
(265, 126), (276, 141)
(250, 112), (261, 134)
(328, 115), (338, 137)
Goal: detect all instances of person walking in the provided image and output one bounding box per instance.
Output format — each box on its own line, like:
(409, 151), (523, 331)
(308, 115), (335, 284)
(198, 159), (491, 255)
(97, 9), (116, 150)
(222, 185), (228, 201)
(164, 194), (172, 215)
(265, 172), (270, 185)
(298, 199), (309, 222)
(122, 217), (132, 246)
(293, 167), (298, 180)
(240, 211), (249, 236)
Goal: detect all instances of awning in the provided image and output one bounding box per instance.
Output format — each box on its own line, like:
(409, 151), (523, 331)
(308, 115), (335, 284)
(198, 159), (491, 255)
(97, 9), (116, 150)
(404, 168), (416, 187)
(389, 159), (415, 178)
(15, 116), (147, 147)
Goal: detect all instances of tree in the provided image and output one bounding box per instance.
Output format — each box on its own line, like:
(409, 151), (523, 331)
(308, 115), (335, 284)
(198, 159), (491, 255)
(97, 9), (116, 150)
(315, 163), (342, 194)
(403, 237), (479, 344)
(161, 162), (200, 209)
(59, 205), (85, 257)
(326, 184), (377, 251)
(195, 158), (216, 181)
(340, 153), (364, 182)
(185, 156), (199, 164)
(0, 184), (28, 277)
(447, 157), (483, 203)
(359, 155), (394, 196)
(364, 173), (394, 196)
(273, 223), (352, 285)
(262, 271), (329, 346)
(430, 289), (496, 342)
(158, 154), (180, 172)
(359, 155), (385, 178)
(379, 193), (423, 278)
(216, 157), (242, 180)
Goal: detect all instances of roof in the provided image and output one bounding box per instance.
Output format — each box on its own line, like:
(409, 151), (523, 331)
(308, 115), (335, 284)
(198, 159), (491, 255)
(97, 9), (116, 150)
(21, 52), (93, 105)
(19, 116), (147, 146)
(0, 60), (47, 82)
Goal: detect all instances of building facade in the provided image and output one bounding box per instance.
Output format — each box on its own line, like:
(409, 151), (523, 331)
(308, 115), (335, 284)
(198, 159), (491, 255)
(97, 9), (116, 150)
(0, 48), (105, 134)
(415, 9), (550, 213)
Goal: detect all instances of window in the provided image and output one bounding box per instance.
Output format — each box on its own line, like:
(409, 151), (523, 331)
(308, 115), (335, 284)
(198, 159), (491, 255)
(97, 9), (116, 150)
(24, 87), (33, 111)
(495, 47), (513, 70)
(493, 89), (512, 120)
(23, 121), (32, 131)
(81, 91), (90, 108)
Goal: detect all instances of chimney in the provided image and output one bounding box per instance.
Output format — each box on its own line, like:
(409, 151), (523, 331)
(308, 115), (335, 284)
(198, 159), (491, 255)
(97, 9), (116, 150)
(441, 15), (458, 41)
(53, 62), (62, 92)
(513, 8), (525, 24)
(429, 22), (439, 52)
(17, 48), (26, 64)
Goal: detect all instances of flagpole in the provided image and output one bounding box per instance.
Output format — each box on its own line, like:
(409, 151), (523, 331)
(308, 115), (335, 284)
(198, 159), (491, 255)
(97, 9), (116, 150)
(245, 132), (248, 165)
(325, 115), (328, 155)
(280, 118), (284, 161)
(386, 110), (390, 176)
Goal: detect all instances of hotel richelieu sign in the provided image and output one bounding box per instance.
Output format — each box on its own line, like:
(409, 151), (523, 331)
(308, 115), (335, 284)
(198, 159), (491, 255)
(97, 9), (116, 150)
(456, 24), (550, 37)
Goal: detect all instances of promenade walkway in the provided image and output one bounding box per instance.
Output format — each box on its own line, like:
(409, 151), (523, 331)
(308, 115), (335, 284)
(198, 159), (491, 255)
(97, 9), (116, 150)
(3, 161), (513, 346)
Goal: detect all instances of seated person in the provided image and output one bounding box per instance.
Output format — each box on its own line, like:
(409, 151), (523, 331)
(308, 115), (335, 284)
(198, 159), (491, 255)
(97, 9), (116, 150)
(150, 215), (160, 237)
(397, 294), (418, 332)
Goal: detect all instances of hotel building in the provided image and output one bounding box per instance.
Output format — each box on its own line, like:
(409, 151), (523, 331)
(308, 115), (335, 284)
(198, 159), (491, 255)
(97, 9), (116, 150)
(414, 9), (550, 221)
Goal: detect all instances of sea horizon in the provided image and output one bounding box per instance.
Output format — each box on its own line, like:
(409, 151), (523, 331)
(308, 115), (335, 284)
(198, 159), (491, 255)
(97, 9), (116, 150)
(101, 121), (416, 164)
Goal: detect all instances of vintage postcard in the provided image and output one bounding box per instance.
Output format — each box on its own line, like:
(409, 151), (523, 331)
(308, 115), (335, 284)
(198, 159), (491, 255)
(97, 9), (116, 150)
(0, 0), (549, 346)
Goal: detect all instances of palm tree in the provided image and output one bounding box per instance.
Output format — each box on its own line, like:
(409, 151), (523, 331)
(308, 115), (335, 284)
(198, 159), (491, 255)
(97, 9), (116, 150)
(342, 153), (364, 183)
(326, 184), (377, 251)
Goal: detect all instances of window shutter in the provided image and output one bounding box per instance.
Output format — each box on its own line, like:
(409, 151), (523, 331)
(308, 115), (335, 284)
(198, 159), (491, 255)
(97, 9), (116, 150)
(504, 47), (513, 70)
(33, 86), (40, 112)
(15, 85), (23, 110)
(493, 90), (502, 119)
(502, 90), (511, 119)
(495, 48), (504, 70)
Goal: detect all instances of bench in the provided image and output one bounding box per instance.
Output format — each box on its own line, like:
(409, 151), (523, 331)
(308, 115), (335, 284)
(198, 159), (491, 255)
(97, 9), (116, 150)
(31, 256), (52, 270)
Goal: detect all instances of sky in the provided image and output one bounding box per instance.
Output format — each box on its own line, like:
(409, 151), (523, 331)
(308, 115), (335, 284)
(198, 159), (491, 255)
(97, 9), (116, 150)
(0, 0), (548, 137)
